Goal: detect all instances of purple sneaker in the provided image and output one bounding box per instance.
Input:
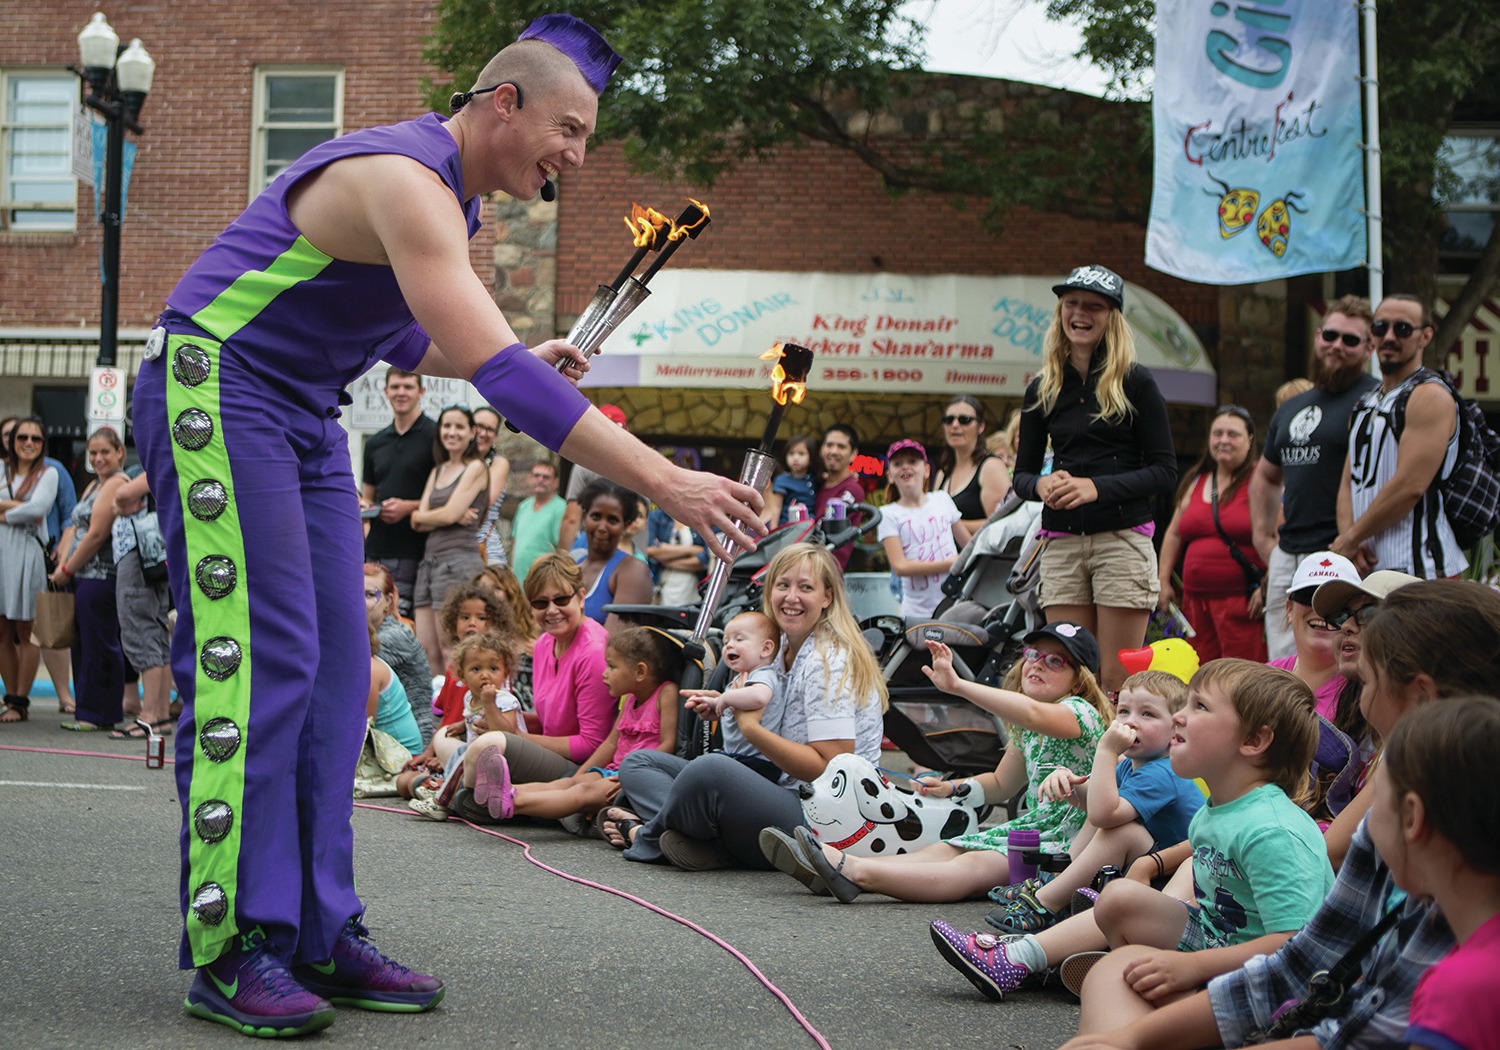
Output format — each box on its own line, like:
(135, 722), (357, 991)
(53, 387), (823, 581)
(184, 926), (336, 1037)
(930, 920), (1033, 1002)
(292, 920), (444, 1012)
(472, 746), (515, 820)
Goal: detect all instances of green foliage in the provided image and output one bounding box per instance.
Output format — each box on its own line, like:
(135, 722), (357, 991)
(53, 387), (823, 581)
(423, 0), (928, 188)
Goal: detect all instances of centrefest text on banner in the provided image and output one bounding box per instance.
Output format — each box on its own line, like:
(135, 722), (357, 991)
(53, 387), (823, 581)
(1145, 0), (1365, 284)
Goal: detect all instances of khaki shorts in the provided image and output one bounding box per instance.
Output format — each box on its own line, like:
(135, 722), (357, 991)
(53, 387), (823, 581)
(1037, 529), (1160, 611)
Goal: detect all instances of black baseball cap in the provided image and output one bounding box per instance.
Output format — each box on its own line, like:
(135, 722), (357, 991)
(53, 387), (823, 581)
(1023, 622), (1101, 677)
(1052, 265), (1124, 310)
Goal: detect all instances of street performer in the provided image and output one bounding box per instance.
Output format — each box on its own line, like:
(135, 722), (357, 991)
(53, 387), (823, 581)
(133, 14), (764, 1038)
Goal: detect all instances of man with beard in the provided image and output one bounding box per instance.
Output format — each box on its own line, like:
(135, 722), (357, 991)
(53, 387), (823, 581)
(1333, 294), (1466, 579)
(1250, 296), (1377, 658)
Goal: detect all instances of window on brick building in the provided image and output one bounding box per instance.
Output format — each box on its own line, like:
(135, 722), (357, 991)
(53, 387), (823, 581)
(251, 68), (343, 197)
(1438, 128), (1500, 272)
(1, 72), (77, 231)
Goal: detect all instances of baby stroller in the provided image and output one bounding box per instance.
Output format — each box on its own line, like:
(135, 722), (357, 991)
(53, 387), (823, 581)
(872, 492), (1045, 780)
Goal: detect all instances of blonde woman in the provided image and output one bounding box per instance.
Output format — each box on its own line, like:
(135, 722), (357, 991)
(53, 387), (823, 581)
(603, 543), (888, 869)
(1012, 266), (1177, 692)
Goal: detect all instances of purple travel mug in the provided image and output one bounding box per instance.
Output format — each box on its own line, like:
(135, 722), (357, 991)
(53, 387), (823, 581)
(1008, 828), (1041, 884)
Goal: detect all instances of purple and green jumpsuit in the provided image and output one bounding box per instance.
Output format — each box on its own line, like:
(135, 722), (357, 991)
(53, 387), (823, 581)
(134, 112), (586, 969)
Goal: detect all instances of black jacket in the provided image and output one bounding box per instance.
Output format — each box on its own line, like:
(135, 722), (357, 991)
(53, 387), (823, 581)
(1012, 354), (1178, 534)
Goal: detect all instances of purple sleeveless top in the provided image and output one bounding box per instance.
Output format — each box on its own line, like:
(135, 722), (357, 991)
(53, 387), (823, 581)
(161, 113), (481, 402)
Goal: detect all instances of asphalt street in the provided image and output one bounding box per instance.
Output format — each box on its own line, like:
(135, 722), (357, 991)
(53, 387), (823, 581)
(0, 702), (1082, 1050)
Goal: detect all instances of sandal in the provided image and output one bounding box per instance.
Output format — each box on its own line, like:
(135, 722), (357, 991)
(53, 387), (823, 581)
(109, 723), (151, 740)
(986, 886), (1062, 935)
(796, 826), (861, 904)
(596, 806), (642, 851)
(0, 697), (29, 723)
(60, 719), (115, 732)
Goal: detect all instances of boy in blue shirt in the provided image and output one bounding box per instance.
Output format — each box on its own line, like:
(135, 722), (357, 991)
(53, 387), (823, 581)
(988, 669), (1205, 935)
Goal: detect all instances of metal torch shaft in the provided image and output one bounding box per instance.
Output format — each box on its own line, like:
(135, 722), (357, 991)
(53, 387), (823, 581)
(689, 449), (777, 646)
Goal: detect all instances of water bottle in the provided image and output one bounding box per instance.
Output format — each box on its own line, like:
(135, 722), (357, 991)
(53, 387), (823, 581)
(1007, 828), (1041, 884)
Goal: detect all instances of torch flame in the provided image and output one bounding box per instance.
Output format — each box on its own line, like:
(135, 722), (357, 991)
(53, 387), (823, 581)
(667, 197), (711, 241)
(760, 342), (812, 406)
(622, 204), (672, 249)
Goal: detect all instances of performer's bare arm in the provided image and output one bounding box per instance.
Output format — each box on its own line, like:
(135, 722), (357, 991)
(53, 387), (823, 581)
(287, 154), (764, 558)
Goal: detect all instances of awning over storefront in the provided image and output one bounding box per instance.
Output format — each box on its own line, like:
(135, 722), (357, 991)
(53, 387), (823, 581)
(577, 271), (1218, 405)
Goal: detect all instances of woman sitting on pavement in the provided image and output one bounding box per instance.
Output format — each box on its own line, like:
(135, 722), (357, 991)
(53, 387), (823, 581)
(600, 542), (887, 870)
(364, 562), (435, 748)
(442, 553), (615, 821)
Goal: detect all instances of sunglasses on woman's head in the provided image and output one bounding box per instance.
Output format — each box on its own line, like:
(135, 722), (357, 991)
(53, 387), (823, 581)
(1023, 646), (1073, 672)
(942, 414), (978, 426)
(1319, 328), (1366, 348)
(1215, 404), (1254, 426)
(1315, 603), (1378, 631)
(529, 593), (576, 610)
(1370, 319), (1423, 339)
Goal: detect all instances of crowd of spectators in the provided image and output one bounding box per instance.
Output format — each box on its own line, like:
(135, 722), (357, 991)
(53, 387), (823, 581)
(5, 276), (1498, 1048)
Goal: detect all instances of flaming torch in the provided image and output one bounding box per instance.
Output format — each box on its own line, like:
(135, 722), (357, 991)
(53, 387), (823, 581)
(688, 342), (815, 648)
(557, 198), (711, 374)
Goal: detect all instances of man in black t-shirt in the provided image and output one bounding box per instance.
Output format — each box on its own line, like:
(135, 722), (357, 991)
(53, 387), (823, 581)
(360, 368), (435, 616)
(1250, 296), (1377, 659)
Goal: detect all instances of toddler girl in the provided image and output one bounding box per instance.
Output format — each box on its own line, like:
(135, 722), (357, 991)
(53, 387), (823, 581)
(877, 438), (970, 619)
(764, 434), (816, 527)
(469, 626), (681, 822)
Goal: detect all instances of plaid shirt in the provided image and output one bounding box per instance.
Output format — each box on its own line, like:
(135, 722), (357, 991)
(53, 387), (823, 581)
(1207, 819), (1454, 1049)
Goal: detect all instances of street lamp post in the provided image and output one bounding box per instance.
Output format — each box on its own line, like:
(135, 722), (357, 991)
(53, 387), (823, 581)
(71, 12), (154, 368)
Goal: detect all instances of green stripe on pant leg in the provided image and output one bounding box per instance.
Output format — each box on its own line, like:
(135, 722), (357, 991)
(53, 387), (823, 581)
(163, 333), (254, 967)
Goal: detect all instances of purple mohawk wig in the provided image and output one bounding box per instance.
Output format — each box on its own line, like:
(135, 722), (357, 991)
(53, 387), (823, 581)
(519, 13), (622, 94)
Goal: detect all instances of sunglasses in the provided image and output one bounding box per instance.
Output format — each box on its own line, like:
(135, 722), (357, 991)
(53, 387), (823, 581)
(1370, 319), (1425, 339)
(1023, 646), (1074, 672)
(1215, 404), (1254, 426)
(1315, 603), (1379, 631)
(12, 434), (42, 443)
(472, 422), (497, 434)
(1319, 328), (1366, 348)
(941, 414), (978, 426)
(529, 593), (577, 610)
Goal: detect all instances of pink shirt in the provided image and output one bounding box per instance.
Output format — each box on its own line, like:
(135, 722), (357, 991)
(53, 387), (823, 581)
(1268, 655), (1347, 723)
(1408, 913), (1500, 1050)
(530, 617), (615, 764)
(607, 682), (665, 769)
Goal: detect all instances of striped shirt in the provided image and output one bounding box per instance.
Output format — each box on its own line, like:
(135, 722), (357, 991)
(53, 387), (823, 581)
(1207, 820), (1454, 1050)
(1347, 371), (1467, 577)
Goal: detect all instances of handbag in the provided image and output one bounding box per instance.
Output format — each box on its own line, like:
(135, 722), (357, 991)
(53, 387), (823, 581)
(33, 580), (76, 649)
(1243, 906), (1402, 1044)
(1210, 474), (1264, 595)
(131, 517), (169, 585)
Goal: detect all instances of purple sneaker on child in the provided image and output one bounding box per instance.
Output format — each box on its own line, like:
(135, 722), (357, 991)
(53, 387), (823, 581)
(292, 919), (444, 1012)
(184, 925), (336, 1037)
(929, 920), (1034, 1001)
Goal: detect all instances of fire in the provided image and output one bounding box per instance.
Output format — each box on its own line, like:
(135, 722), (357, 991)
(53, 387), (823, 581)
(622, 204), (672, 249)
(667, 198), (711, 241)
(760, 342), (812, 406)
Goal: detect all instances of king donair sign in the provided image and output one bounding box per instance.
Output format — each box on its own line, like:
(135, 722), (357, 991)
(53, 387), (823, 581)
(1146, 0), (1365, 284)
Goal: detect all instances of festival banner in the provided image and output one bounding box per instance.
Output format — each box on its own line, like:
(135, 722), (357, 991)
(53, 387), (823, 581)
(1145, 0), (1365, 283)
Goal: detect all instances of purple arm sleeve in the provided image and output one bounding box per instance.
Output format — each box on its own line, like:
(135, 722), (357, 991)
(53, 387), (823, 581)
(470, 342), (590, 452)
(380, 322), (431, 372)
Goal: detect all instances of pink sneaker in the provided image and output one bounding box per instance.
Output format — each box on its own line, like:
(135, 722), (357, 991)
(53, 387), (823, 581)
(929, 920), (1033, 1001)
(472, 746), (514, 819)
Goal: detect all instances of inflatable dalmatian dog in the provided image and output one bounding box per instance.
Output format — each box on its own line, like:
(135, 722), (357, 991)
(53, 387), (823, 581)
(799, 753), (984, 857)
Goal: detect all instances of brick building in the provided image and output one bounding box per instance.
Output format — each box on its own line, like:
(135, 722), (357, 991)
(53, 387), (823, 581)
(4, 4), (1281, 484)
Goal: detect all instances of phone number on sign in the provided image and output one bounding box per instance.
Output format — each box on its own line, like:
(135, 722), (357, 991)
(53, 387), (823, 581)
(821, 366), (924, 383)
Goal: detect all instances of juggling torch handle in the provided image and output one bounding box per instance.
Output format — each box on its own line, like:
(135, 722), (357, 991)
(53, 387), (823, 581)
(689, 449), (777, 646)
